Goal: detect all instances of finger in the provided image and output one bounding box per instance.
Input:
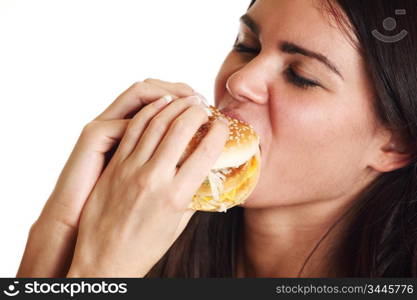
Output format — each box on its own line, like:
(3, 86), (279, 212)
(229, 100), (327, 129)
(78, 119), (131, 153)
(126, 95), (202, 167)
(146, 79), (211, 108)
(111, 95), (174, 162)
(149, 105), (209, 171)
(42, 119), (130, 229)
(94, 81), (179, 121)
(143, 78), (196, 97)
(174, 119), (229, 199)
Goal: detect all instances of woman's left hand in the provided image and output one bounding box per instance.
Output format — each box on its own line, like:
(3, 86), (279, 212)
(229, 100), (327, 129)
(66, 93), (229, 277)
(16, 79), (198, 278)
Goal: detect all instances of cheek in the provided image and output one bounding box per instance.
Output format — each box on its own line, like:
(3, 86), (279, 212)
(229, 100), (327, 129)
(284, 100), (372, 178)
(248, 96), (377, 206)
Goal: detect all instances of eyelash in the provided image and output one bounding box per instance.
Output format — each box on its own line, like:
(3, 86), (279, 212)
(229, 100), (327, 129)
(233, 43), (321, 90)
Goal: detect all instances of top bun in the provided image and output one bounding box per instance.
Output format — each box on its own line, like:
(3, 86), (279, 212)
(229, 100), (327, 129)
(178, 106), (260, 170)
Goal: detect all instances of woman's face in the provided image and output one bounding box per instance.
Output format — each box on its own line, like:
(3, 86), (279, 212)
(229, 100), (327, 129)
(215, 0), (382, 208)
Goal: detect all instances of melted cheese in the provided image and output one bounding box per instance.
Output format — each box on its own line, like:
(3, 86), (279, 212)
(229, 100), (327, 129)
(220, 155), (257, 202)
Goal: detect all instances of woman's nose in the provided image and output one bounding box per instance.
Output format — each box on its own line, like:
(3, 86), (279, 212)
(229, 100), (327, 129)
(226, 57), (270, 105)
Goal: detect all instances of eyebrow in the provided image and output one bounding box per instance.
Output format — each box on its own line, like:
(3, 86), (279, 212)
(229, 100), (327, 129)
(239, 14), (344, 80)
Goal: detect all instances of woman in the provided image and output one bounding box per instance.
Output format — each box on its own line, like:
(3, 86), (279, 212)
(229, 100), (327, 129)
(17, 0), (417, 277)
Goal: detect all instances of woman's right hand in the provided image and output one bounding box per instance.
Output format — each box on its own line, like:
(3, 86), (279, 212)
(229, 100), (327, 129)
(16, 79), (200, 277)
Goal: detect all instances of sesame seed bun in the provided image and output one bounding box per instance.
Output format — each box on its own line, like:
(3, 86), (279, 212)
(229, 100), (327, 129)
(179, 106), (261, 212)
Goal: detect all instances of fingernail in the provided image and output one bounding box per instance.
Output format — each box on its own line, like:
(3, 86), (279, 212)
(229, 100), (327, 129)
(194, 93), (210, 107)
(154, 95), (174, 108)
(162, 95), (174, 103)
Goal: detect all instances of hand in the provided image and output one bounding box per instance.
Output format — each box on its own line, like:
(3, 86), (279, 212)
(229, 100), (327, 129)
(16, 79), (198, 277)
(66, 93), (229, 277)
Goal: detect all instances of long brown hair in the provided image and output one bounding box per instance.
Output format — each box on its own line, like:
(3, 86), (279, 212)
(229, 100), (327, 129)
(145, 0), (417, 277)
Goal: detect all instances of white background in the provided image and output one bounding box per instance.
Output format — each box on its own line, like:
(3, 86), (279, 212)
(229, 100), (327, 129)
(0, 0), (249, 276)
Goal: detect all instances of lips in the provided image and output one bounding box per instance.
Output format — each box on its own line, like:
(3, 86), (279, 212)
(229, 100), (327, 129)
(219, 108), (246, 123)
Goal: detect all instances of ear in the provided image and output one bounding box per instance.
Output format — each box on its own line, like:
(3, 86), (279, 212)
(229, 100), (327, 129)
(370, 131), (412, 173)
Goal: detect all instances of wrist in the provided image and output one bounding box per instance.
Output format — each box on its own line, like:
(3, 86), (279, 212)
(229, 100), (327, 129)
(37, 195), (79, 232)
(17, 218), (77, 277)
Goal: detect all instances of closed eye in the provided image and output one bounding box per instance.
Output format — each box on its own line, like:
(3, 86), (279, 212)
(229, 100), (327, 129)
(284, 67), (321, 89)
(233, 42), (259, 54)
(233, 43), (321, 90)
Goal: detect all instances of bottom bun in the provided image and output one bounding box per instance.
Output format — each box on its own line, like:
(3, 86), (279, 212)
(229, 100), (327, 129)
(188, 149), (261, 212)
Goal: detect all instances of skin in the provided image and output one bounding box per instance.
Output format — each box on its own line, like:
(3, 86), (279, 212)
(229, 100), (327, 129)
(17, 0), (411, 278)
(214, 0), (411, 277)
(17, 80), (229, 277)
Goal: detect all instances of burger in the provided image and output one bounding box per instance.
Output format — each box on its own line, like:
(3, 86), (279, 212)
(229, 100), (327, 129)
(178, 106), (261, 213)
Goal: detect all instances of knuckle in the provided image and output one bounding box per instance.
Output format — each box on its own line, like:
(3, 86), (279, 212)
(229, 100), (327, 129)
(171, 118), (187, 133)
(81, 120), (100, 136)
(143, 100), (161, 113)
(135, 176), (153, 191)
(143, 78), (157, 84)
(131, 81), (148, 92)
(130, 81), (142, 89)
(124, 121), (143, 140)
(131, 105), (154, 124)
(149, 115), (163, 125)
(190, 105), (209, 121)
(135, 169), (161, 191)
(176, 96), (196, 106)
(111, 164), (129, 184)
(148, 116), (167, 134)
(184, 107), (209, 126)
